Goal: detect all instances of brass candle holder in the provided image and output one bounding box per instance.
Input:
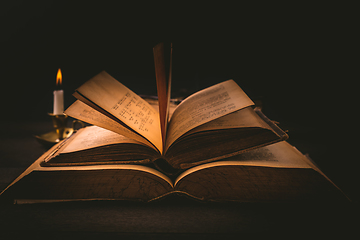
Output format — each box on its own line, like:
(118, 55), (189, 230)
(49, 113), (69, 140)
(35, 113), (84, 148)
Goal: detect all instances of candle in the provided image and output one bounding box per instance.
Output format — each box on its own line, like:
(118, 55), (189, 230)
(53, 68), (64, 115)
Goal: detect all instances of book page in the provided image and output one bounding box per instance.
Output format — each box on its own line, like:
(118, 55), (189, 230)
(175, 141), (312, 186)
(65, 100), (156, 150)
(153, 43), (172, 146)
(35, 164), (174, 188)
(165, 80), (254, 151)
(58, 126), (150, 154)
(181, 106), (272, 137)
(1, 140), (173, 201)
(75, 71), (163, 153)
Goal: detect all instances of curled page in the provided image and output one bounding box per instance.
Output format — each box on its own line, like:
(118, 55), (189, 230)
(165, 80), (254, 151)
(60, 126), (150, 154)
(153, 42), (172, 148)
(75, 72), (163, 153)
(65, 100), (156, 150)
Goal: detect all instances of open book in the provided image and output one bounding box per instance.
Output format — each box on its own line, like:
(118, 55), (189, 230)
(45, 43), (288, 170)
(0, 44), (347, 203)
(0, 141), (347, 203)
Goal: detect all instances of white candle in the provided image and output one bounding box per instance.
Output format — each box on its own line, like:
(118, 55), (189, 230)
(53, 68), (64, 115)
(53, 89), (64, 115)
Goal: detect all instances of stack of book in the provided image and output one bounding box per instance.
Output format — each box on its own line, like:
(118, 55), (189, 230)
(0, 43), (347, 203)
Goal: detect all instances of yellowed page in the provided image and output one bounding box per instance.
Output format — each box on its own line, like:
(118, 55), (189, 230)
(65, 100), (155, 150)
(76, 71), (162, 153)
(0, 140), (173, 199)
(58, 126), (152, 154)
(36, 163), (173, 188)
(182, 107), (272, 138)
(165, 80), (254, 150)
(175, 141), (312, 186)
(153, 42), (172, 145)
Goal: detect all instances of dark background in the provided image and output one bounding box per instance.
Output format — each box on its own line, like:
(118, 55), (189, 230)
(0, 1), (357, 201)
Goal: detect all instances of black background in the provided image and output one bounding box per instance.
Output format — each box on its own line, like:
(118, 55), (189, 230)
(0, 2), (357, 200)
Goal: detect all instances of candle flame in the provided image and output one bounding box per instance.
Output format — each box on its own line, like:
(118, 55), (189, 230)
(56, 68), (62, 86)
